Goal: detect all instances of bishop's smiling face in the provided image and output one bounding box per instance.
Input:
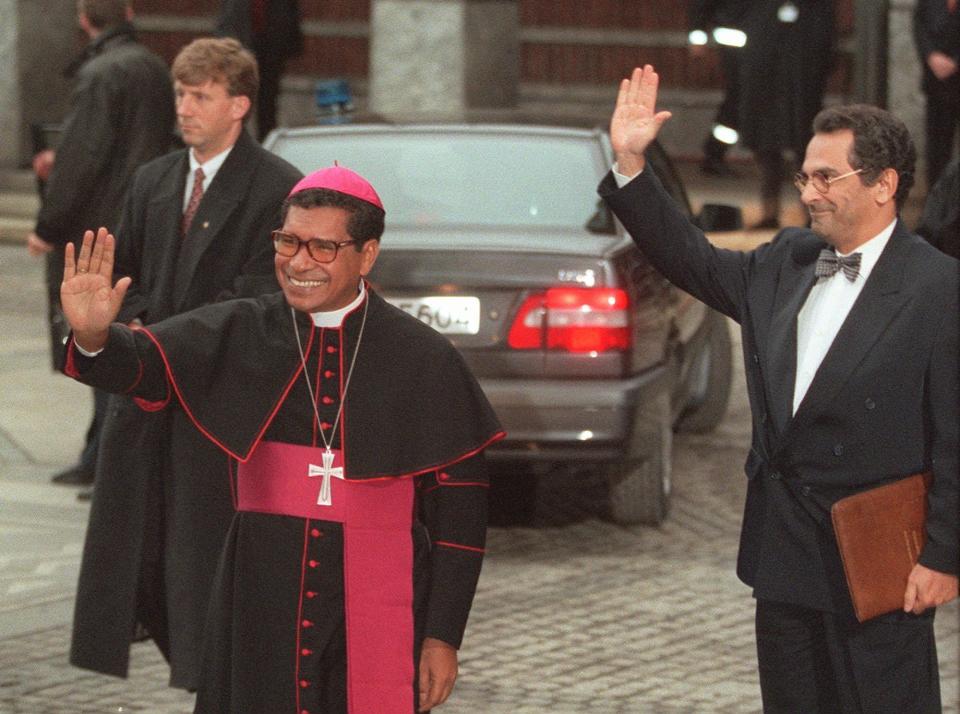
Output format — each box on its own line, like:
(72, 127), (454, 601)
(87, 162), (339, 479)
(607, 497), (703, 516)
(275, 205), (380, 314)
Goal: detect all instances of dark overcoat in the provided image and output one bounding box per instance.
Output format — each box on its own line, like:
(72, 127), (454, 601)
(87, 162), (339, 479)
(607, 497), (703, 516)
(69, 129), (302, 690)
(600, 169), (959, 615)
(216, 0), (303, 56)
(35, 23), (175, 247)
(736, 0), (835, 154)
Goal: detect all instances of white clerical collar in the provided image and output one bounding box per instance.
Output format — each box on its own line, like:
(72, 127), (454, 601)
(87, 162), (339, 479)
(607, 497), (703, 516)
(836, 218), (896, 283)
(311, 281), (366, 327)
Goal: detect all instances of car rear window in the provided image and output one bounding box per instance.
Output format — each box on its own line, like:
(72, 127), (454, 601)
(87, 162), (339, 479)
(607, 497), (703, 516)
(269, 130), (609, 230)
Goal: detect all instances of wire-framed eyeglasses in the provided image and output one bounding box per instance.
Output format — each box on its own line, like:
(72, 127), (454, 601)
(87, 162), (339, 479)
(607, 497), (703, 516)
(793, 168), (864, 194)
(272, 230), (359, 263)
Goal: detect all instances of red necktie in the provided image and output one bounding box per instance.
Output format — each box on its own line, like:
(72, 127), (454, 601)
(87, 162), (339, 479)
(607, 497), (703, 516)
(182, 167), (205, 236)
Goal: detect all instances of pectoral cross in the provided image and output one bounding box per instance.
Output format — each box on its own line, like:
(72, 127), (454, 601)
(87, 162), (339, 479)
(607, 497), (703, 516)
(308, 448), (344, 506)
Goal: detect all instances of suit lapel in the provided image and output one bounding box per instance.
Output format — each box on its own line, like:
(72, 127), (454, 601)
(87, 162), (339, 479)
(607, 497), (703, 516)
(762, 240), (820, 436)
(147, 152), (190, 319)
(786, 224), (910, 437)
(174, 131), (261, 309)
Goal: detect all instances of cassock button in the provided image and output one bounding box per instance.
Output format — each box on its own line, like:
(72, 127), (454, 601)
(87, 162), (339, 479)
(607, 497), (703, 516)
(302, 648), (313, 656)
(326, 345), (337, 354)
(320, 421), (332, 430)
(300, 679), (310, 688)
(311, 528), (323, 538)
(833, 443), (844, 457)
(864, 398), (876, 410)
(324, 370), (335, 378)
(308, 559), (318, 568)
(306, 590), (317, 599)
(321, 396), (335, 405)
(302, 619), (314, 628)
(439, 472), (450, 481)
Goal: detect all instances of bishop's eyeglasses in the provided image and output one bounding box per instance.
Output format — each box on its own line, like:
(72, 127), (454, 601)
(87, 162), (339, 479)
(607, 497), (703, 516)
(272, 230), (358, 263)
(793, 168), (864, 194)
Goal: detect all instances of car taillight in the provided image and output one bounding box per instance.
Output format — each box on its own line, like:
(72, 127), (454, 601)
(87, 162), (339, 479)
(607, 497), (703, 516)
(507, 287), (631, 353)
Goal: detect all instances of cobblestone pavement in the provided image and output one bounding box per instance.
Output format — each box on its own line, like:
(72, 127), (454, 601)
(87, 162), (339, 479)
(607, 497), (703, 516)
(1, 240), (957, 713)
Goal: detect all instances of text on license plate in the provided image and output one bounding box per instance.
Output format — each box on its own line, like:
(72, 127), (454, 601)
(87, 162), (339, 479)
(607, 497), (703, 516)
(386, 296), (481, 335)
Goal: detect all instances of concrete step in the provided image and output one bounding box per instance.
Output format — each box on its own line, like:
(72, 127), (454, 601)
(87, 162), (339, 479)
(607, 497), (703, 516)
(0, 216), (33, 245)
(0, 190), (40, 220)
(0, 169), (37, 193)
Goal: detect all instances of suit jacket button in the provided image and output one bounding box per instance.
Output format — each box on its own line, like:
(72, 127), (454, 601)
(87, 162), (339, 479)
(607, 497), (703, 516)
(753, 353), (760, 363)
(833, 443), (844, 456)
(864, 398), (876, 410)
(801, 485), (812, 496)
(769, 471), (781, 480)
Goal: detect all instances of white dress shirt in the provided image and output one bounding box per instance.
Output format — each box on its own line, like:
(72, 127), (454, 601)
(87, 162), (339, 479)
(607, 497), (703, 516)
(793, 220), (896, 414)
(182, 146), (233, 212)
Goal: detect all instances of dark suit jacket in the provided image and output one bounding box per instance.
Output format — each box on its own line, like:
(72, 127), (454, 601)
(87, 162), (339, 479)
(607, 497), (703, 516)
(70, 129), (302, 689)
(600, 169), (959, 614)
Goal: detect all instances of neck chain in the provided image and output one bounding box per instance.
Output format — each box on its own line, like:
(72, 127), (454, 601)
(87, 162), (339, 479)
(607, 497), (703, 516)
(291, 298), (369, 454)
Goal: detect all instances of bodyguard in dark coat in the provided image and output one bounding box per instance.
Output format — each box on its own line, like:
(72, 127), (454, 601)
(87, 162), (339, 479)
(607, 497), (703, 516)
(602, 66), (958, 713)
(69, 37), (302, 691)
(26, 0), (175, 486)
(913, 0), (960, 187)
(736, 0), (835, 227)
(216, 0), (303, 139)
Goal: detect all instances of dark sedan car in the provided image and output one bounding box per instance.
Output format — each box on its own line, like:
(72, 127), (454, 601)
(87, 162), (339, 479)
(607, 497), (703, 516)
(264, 120), (734, 525)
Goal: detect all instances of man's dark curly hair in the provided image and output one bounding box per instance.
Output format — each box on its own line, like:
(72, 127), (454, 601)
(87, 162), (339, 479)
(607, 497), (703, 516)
(281, 188), (386, 248)
(812, 104), (916, 211)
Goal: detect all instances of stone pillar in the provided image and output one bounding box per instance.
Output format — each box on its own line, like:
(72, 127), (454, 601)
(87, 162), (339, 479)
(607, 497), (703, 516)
(369, 0), (518, 114)
(887, 0), (927, 187)
(0, 0), (76, 168)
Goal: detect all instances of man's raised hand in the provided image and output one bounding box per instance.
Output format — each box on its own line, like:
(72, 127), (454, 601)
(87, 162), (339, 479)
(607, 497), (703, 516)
(61, 228), (131, 353)
(610, 65), (673, 177)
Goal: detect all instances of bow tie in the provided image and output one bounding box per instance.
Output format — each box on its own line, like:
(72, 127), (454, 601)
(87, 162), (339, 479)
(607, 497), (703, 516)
(815, 249), (861, 282)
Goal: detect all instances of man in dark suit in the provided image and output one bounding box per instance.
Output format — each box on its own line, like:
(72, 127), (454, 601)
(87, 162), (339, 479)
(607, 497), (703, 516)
(216, 0), (303, 140)
(26, 0), (175, 487)
(600, 66), (958, 712)
(69, 37), (302, 692)
(913, 0), (959, 188)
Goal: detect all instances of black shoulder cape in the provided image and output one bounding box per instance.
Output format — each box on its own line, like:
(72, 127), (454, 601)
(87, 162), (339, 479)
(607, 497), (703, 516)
(141, 289), (504, 479)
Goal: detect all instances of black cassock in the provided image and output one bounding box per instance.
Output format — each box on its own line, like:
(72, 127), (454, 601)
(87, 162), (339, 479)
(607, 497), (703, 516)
(66, 289), (504, 713)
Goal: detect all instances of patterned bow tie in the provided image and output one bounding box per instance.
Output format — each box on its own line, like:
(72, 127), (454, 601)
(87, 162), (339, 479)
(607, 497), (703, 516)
(815, 248), (861, 281)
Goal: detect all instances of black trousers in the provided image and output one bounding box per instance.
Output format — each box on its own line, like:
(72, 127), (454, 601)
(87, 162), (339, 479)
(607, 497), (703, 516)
(755, 599), (941, 713)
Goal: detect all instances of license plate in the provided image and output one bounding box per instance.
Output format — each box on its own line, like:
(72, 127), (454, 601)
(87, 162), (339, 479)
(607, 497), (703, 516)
(386, 296), (481, 335)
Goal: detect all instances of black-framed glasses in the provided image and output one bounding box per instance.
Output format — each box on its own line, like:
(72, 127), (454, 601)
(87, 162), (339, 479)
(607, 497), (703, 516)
(793, 168), (864, 194)
(272, 230), (358, 263)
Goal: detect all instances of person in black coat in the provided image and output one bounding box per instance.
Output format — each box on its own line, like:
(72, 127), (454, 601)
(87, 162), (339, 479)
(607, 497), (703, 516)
(26, 0), (175, 487)
(688, 0), (750, 175)
(913, 0), (960, 188)
(917, 158), (960, 259)
(602, 65), (958, 713)
(68, 37), (302, 692)
(216, 0), (303, 140)
(737, 0), (835, 228)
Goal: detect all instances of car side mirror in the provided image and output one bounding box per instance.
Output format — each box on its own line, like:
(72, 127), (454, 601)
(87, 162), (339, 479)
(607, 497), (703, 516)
(695, 204), (743, 232)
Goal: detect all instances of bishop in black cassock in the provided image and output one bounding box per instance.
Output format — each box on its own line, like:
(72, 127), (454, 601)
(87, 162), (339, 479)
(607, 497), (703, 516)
(61, 167), (504, 714)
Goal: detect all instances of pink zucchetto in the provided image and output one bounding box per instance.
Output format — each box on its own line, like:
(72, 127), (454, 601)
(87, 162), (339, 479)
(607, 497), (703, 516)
(287, 165), (384, 211)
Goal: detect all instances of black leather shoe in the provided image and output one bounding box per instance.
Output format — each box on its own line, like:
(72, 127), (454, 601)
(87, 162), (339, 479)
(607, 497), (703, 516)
(51, 466), (95, 486)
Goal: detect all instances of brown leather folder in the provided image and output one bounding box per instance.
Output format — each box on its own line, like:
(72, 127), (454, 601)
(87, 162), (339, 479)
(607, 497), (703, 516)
(830, 472), (932, 622)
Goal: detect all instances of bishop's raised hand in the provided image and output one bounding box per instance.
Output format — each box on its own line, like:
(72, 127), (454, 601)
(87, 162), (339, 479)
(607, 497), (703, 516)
(61, 228), (131, 353)
(609, 65), (673, 177)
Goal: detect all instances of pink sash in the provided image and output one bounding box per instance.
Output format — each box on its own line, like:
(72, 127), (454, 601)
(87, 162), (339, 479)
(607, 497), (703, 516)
(237, 440), (415, 713)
